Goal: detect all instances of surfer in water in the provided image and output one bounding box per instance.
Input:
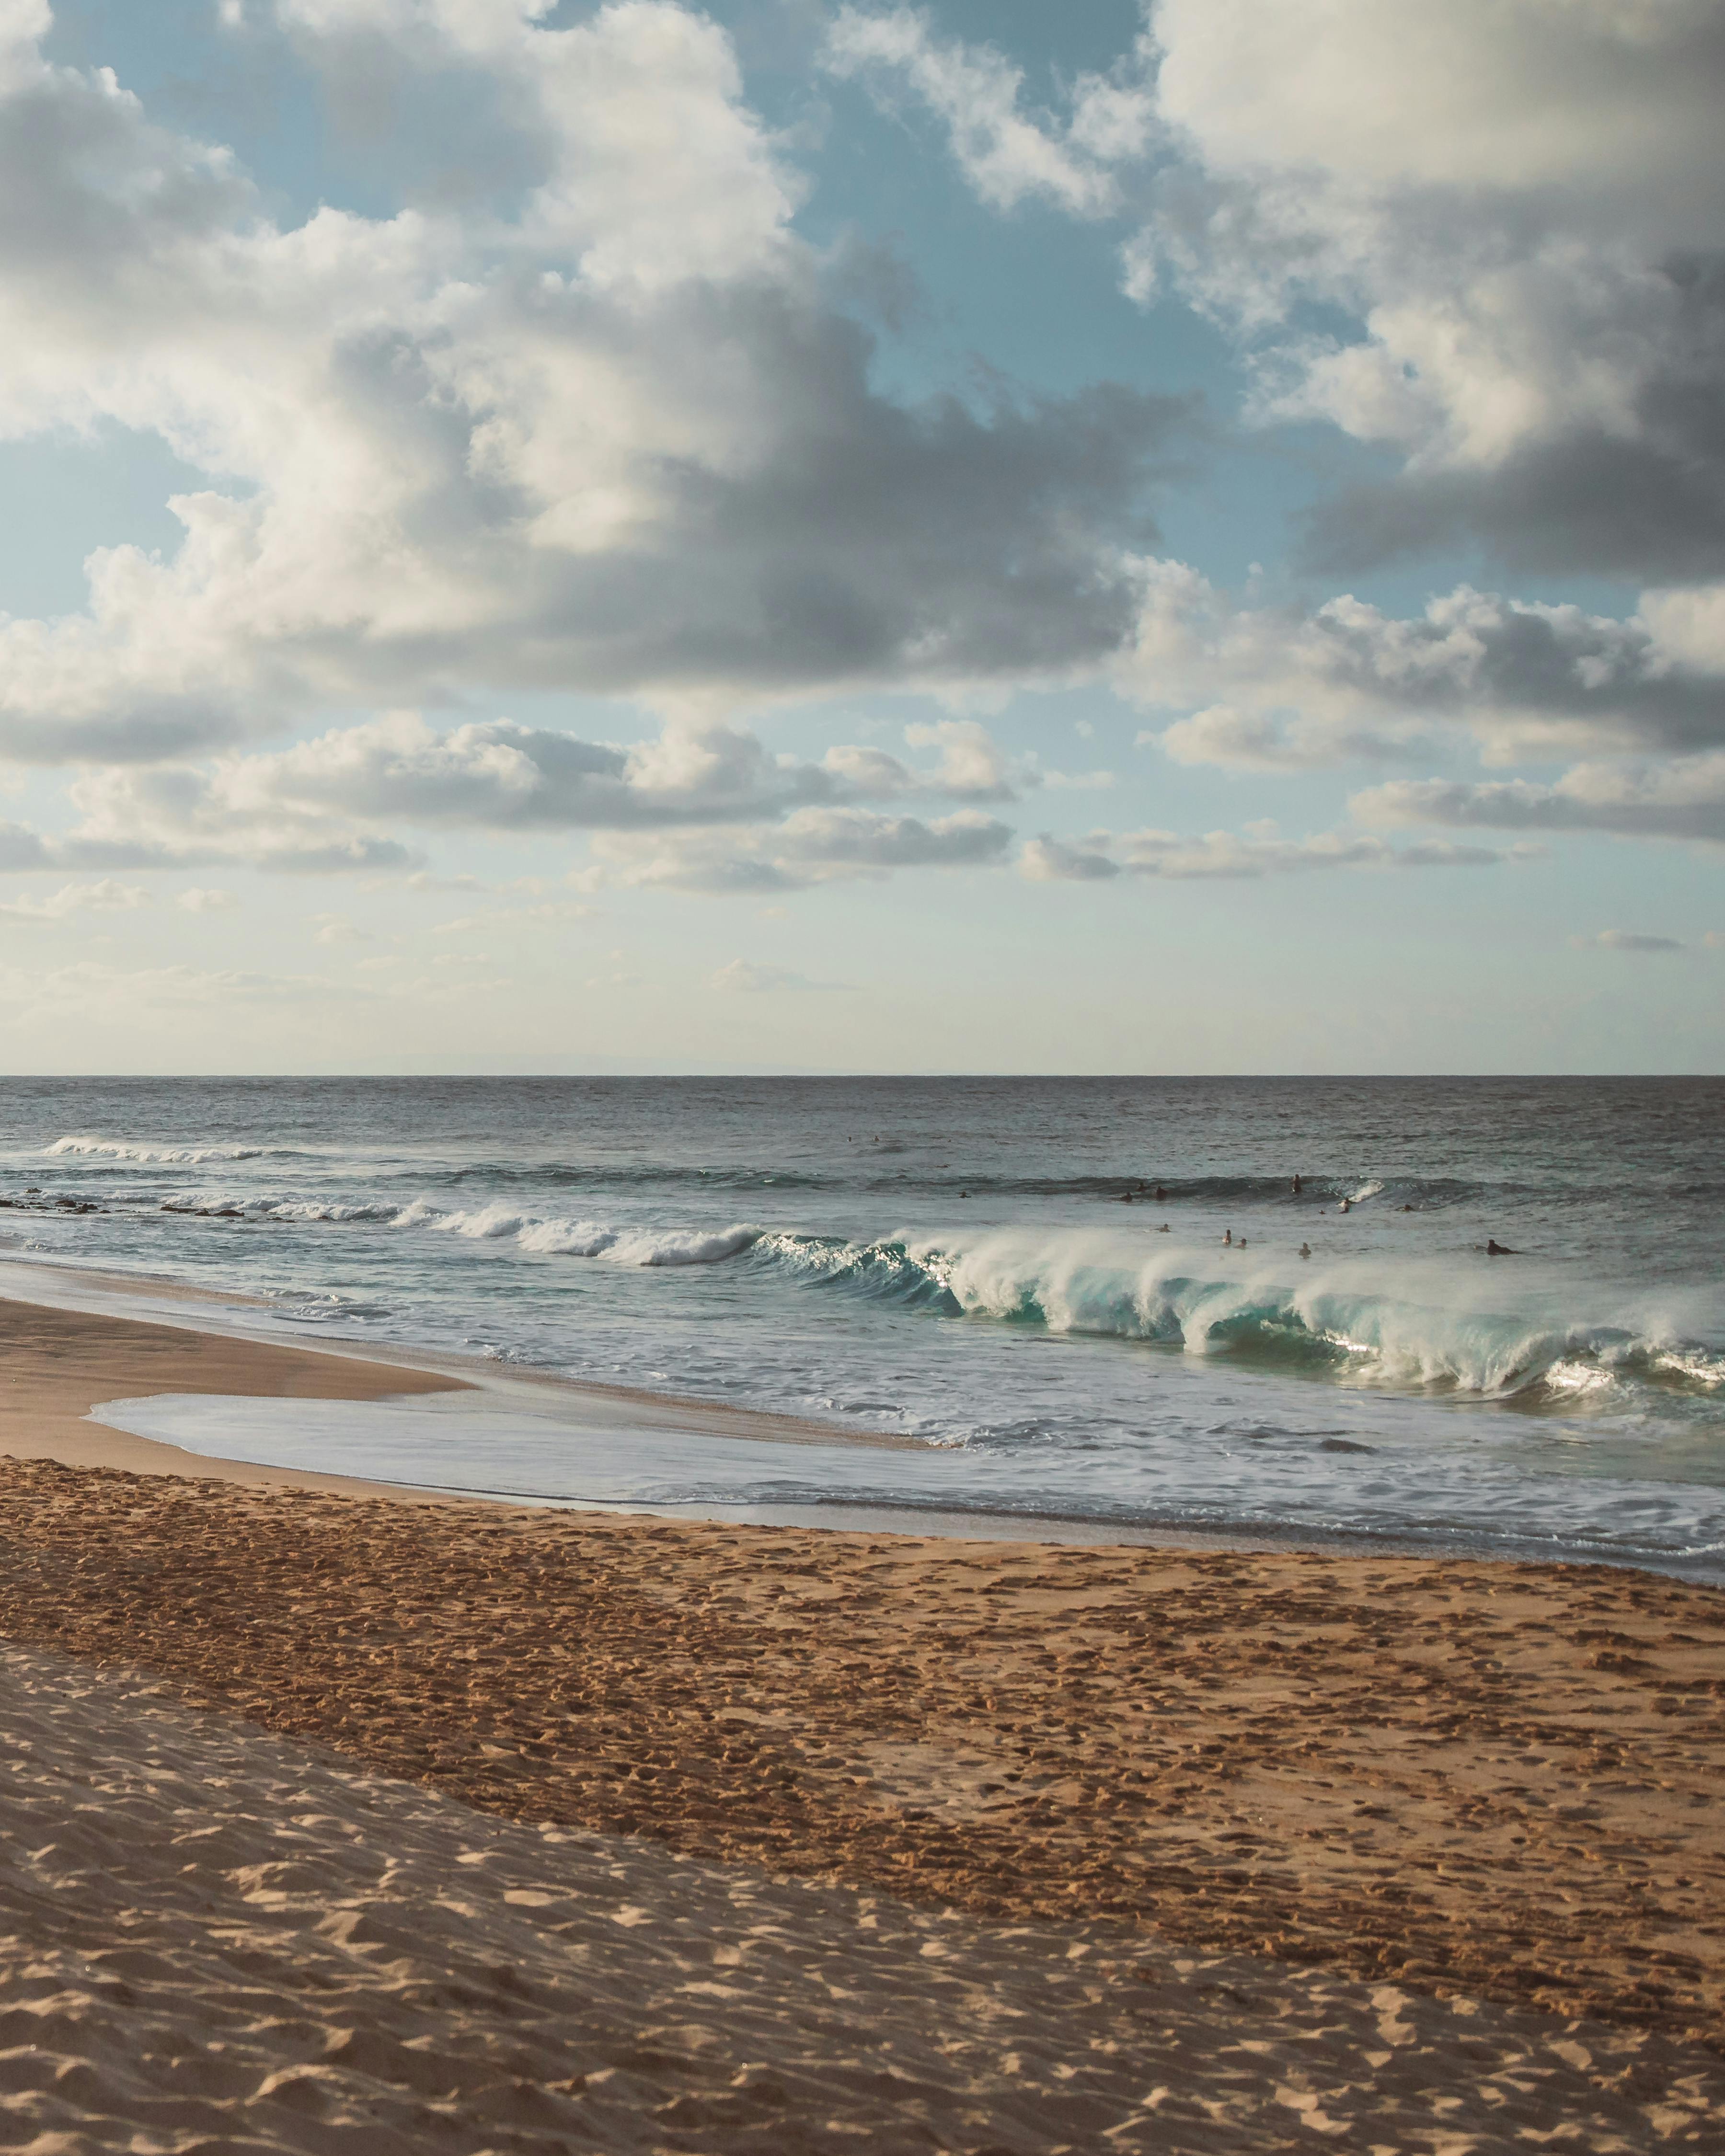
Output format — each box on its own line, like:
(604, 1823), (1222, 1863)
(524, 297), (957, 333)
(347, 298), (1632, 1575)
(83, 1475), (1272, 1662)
(1291, 1174), (1302, 1195)
(1223, 1228), (1232, 1246)
(1299, 1241), (1311, 1259)
(1486, 1237), (1516, 1256)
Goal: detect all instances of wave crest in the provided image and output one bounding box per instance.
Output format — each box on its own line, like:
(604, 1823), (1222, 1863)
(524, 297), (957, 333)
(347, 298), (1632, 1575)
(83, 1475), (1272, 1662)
(50, 1135), (267, 1166)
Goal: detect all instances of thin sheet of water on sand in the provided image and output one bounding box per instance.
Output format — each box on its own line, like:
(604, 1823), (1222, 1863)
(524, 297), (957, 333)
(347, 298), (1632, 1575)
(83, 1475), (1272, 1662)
(88, 1383), (1725, 1573)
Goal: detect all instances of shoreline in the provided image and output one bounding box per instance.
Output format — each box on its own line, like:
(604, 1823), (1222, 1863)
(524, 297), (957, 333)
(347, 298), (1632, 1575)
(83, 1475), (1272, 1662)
(0, 1264), (923, 1506)
(2, 1260), (1719, 1574)
(3, 1268), (1723, 2131)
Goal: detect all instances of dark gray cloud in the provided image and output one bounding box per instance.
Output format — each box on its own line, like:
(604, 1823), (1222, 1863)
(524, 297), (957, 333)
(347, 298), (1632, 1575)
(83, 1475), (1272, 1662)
(1353, 759), (1725, 844)
(1299, 254), (1725, 582)
(1301, 591), (1725, 754)
(429, 296), (1191, 699)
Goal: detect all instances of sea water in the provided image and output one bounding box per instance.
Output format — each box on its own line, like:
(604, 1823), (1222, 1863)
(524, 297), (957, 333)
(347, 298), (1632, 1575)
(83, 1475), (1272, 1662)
(3, 1076), (1722, 1575)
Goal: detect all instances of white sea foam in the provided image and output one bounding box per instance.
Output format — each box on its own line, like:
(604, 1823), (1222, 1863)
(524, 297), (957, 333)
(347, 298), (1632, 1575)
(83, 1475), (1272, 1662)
(177, 1189), (765, 1269)
(900, 1227), (1664, 1399)
(50, 1135), (265, 1165)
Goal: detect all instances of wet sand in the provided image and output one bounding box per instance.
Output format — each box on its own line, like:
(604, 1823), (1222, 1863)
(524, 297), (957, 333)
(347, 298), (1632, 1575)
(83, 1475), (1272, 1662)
(1, 1292), (1723, 2145)
(0, 1284), (470, 1494)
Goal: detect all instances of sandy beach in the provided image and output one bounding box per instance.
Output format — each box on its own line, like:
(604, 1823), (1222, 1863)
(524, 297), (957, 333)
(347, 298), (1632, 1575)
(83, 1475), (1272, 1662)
(2, 1291), (1723, 2148)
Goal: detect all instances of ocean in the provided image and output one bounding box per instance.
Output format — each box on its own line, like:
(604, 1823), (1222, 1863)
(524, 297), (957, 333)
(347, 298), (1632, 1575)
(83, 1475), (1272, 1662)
(4, 1075), (1723, 1577)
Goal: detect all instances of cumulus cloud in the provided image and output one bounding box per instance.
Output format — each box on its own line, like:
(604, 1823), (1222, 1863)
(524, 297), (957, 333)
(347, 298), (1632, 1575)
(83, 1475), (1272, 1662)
(587, 804), (1012, 893)
(28, 711), (1029, 878)
(850, 1), (1725, 584)
(0, 2), (1189, 766)
(1122, 569), (1725, 767)
(174, 886), (240, 911)
(308, 911), (367, 944)
(1354, 754), (1725, 845)
(826, 5), (1156, 218)
(1019, 824), (1503, 882)
(0, 878), (151, 920)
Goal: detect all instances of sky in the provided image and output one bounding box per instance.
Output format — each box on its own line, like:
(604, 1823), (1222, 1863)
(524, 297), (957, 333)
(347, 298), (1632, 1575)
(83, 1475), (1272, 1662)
(0, 0), (1721, 1074)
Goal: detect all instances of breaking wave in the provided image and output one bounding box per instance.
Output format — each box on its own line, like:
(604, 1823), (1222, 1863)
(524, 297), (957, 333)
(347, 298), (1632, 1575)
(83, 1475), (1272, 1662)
(101, 1181), (1725, 1405)
(741, 1228), (1725, 1405)
(158, 1190), (762, 1268)
(48, 1135), (271, 1166)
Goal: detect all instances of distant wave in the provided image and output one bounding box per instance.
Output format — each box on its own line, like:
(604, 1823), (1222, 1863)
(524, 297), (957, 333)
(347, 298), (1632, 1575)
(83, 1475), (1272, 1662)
(346, 1162), (1530, 1207)
(160, 1191), (762, 1268)
(48, 1135), (271, 1166)
(39, 1137), (1567, 1210)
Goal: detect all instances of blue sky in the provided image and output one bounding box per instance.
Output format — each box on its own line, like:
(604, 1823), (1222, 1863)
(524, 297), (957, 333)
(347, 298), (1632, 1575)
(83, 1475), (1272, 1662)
(0, 0), (1719, 1073)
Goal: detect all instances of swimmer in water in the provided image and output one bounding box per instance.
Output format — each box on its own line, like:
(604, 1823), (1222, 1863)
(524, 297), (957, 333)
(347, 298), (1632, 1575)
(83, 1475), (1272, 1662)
(1299, 1241), (1311, 1259)
(1158, 1222), (1170, 1232)
(1486, 1237), (1515, 1255)
(1223, 1228), (1232, 1246)
(1238, 1237), (1247, 1250)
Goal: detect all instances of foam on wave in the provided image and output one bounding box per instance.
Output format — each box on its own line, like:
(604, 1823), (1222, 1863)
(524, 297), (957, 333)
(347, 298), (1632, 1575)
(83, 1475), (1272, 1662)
(745, 1227), (1725, 1402)
(162, 1191), (762, 1268)
(50, 1135), (268, 1166)
(141, 1184), (1725, 1401)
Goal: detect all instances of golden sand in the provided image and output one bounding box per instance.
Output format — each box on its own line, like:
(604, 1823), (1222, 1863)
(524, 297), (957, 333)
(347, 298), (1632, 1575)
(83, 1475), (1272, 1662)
(0, 1291), (1722, 2148)
(4, 1637), (1719, 2154)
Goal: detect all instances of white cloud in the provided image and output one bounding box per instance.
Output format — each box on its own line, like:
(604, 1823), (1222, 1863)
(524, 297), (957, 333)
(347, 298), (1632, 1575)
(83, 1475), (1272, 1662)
(825, 5), (1155, 218)
(0, 878), (151, 920)
(1354, 754), (1725, 845)
(308, 910), (366, 944)
(588, 803), (1012, 893)
(403, 869), (491, 895)
(40, 711), (1034, 872)
(852, 1), (1725, 585)
(174, 886), (239, 911)
(1121, 568), (1725, 767)
(1040, 767), (1115, 792)
(0, 4), (1184, 766)
(1019, 824), (1504, 882)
